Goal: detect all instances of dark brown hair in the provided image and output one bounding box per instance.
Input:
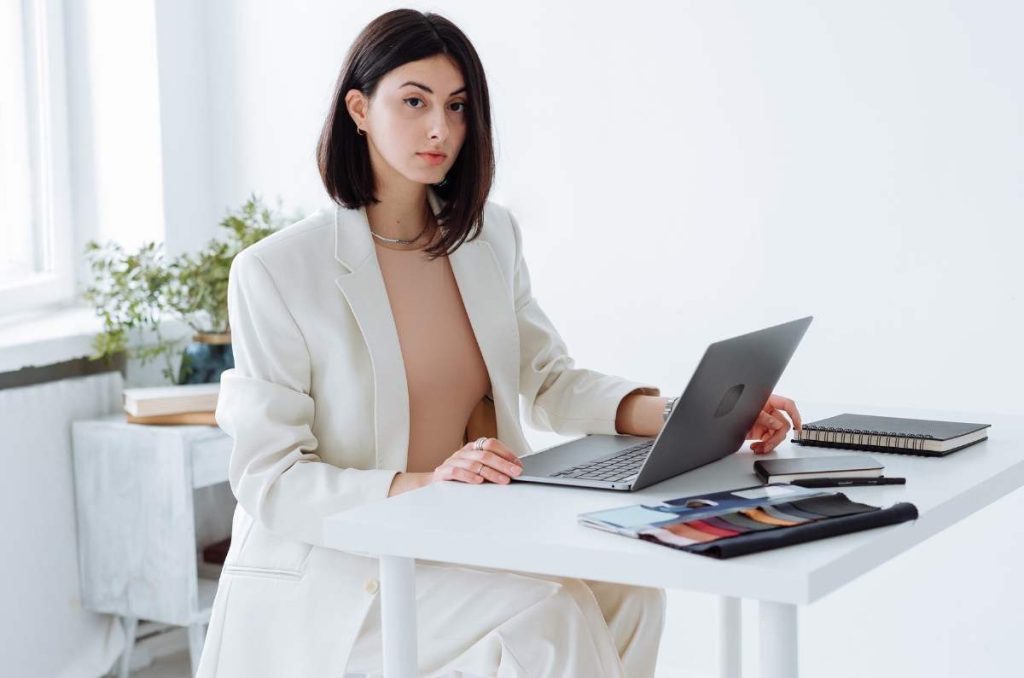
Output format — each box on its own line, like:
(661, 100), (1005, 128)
(317, 9), (494, 259)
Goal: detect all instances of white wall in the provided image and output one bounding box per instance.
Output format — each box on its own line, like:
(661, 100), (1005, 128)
(153, 0), (220, 257)
(64, 1), (1023, 676)
(194, 0), (1023, 418)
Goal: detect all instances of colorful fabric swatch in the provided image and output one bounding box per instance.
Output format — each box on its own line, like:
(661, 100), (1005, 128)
(760, 503), (822, 522)
(714, 512), (779, 532)
(662, 523), (716, 543)
(685, 519), (740, 538)
(789, 495), (879, 518)
(741, 507), (801, 526)
(647, 527), (697, 547)
(703, 516), (750, 534)
(637, 492), (909, 552)
(594, 486), (919, 559)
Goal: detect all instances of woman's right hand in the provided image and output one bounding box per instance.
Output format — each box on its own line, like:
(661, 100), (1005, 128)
(432, 437), (524, 485)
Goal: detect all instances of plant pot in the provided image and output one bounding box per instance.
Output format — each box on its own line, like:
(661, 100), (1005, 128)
(178, 332), (234, 384)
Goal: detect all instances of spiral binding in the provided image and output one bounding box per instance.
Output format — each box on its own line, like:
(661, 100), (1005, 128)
(799, 425), (935, 452)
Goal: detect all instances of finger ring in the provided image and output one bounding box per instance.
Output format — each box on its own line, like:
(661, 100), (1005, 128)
(474, 462), (483, 474)
(473, 437), (488, 451)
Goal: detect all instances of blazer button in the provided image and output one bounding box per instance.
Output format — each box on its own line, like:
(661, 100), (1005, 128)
(364, 578), (379, 594)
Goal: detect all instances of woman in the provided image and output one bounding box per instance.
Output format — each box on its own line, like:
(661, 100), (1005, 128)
(197, 9), (801, 678)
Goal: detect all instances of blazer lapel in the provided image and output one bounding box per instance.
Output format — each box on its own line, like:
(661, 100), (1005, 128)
(333, 208), (408, 472)
(447, 225), (525, 457)
(333, 188), (527, 473)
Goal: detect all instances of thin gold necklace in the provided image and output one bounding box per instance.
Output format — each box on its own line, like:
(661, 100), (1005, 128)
(370, 222), (430, 246)
(370, 204), (435, 246)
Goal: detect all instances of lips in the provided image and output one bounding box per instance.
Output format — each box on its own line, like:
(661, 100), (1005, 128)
(418, 152), (446, 166)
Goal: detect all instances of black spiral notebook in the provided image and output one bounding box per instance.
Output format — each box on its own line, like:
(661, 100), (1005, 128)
(793, 413), (990, 457)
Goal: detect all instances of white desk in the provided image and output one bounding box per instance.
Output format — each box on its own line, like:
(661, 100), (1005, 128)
(322, 403), (1024, 678)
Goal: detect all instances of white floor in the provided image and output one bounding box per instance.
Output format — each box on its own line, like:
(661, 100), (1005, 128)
(126, 650), (192, 678)
(126, 647), (697, 678)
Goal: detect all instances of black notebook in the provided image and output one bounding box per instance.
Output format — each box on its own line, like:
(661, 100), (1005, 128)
(753, 455), (884, 483)
(793, 413), (990, 457)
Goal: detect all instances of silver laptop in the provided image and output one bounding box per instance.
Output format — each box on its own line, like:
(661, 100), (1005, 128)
(514, 316), (813, 491)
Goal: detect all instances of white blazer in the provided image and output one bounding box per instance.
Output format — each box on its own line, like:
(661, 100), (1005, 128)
(197, 188), (661, 677)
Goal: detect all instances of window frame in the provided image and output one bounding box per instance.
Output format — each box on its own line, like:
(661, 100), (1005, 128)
(0, 0), (75, 317)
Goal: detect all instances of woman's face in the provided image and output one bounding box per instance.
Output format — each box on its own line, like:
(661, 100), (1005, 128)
(348, 55), (468, 188)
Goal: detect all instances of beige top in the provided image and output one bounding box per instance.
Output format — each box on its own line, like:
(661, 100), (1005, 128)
(374, 234), (493, 473)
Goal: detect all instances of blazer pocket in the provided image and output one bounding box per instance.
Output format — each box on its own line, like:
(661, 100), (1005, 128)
(224, 523), (315, 580)
(221, 564), (305, 582)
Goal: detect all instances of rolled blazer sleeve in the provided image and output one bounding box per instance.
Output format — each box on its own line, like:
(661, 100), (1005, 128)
(509, 209), (661, 436)
(215, 250), (398, 547)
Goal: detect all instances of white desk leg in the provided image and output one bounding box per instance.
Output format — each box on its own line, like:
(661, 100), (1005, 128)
(718, 596), (741, 678)
(759, 601), (797, 678)
(118, 616), (137, 678)
(379, 555), (418, 678)
(187, 623), (206, 677)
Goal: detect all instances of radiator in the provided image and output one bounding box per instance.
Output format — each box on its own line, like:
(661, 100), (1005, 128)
(0, 370), (126, 678)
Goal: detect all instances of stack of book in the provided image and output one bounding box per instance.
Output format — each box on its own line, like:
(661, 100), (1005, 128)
(123, 383), (220, 426)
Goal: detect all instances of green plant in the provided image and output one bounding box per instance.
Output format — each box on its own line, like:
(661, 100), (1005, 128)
(82, 194), (301, 383)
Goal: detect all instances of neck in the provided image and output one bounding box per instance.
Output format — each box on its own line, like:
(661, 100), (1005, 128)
(365, 175), (436, 242)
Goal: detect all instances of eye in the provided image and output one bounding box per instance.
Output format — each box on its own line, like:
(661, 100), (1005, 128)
(450, 101), (466, 113)
(404, 97), (424, 109)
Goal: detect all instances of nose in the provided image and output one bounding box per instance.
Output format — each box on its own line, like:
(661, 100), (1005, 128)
(428, 108), (449, 143)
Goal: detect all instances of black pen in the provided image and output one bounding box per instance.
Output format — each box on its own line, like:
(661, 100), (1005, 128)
(790, 477), (907, 488)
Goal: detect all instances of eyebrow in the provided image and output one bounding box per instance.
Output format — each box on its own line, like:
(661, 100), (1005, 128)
(399, 81), (467, 96)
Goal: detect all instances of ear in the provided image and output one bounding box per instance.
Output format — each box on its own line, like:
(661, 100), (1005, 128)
(344, 89), (368, 131)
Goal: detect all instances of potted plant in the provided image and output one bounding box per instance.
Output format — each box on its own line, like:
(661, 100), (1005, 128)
(83, 194), (302, 384)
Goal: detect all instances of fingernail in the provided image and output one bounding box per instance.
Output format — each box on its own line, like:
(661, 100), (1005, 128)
(511, 466), (521, 475)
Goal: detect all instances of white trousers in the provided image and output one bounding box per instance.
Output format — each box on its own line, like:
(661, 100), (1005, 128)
(345, 560), (667, 678)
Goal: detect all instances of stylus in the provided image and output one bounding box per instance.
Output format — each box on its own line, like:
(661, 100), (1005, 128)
(790, 477), (907, 488)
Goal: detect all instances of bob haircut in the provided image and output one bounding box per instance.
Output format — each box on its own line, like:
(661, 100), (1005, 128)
(317, 9), (495, 260)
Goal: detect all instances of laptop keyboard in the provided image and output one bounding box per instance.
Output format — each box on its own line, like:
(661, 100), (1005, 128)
(550, 440), (654, 483)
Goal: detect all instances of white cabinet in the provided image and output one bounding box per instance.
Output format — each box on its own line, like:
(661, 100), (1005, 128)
(72, 416), (234, 677)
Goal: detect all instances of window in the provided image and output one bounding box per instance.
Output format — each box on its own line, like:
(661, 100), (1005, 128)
(0, 0), (74, 316)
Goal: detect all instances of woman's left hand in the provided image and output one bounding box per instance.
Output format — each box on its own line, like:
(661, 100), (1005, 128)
(745, 394), (802, 455)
